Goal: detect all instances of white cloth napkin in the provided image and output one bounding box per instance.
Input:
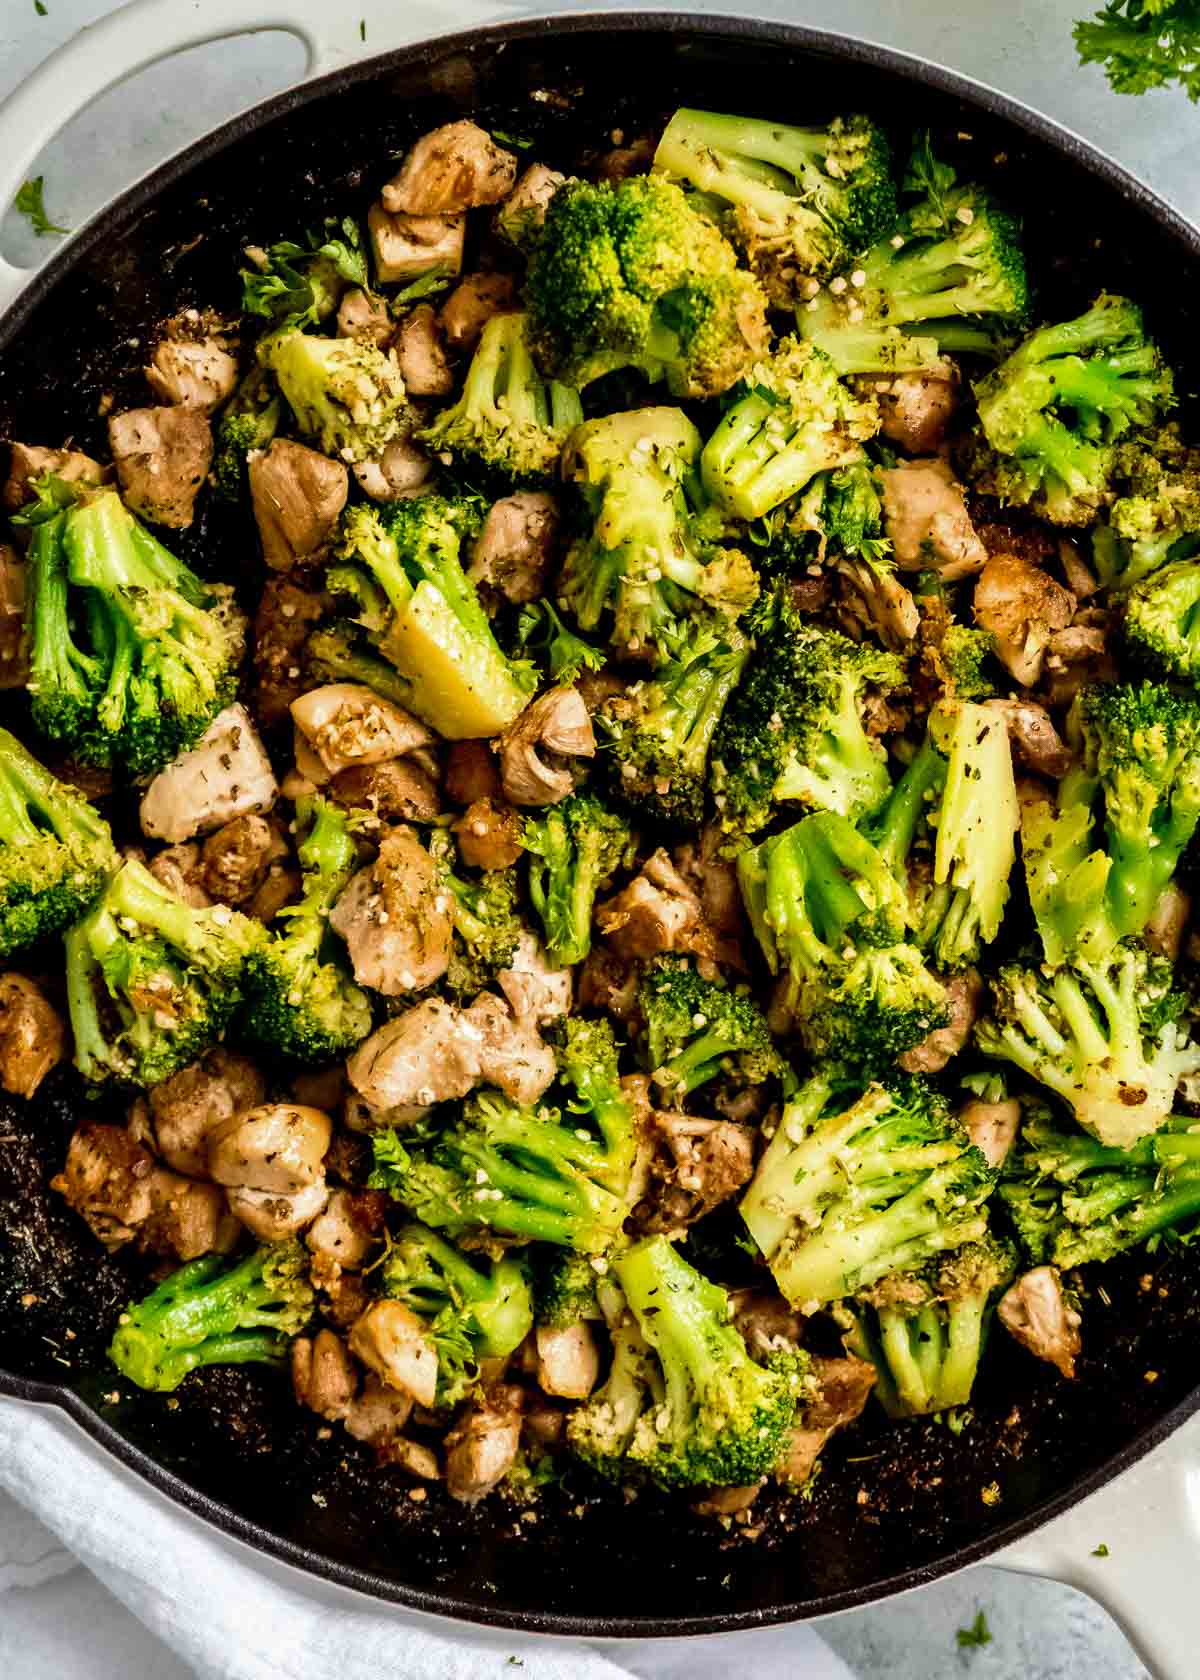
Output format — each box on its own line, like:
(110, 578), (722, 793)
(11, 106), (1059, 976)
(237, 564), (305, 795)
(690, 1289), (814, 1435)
(0, 1401), (854, 1680)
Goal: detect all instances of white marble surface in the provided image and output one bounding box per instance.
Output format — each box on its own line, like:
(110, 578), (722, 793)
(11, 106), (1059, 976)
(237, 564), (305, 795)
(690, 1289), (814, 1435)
(1, 1), (1194, 1675)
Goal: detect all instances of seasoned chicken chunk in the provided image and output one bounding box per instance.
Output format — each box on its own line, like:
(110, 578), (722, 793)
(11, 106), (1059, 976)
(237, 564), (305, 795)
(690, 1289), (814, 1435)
(985, 698), (1072, 779)
(393, 303), (453, 397)
(898, 969), (983, 1075)
(445, 740), (502, 806)
(149, 1046), (267, 1178)
(51, 1121), (236, 1260)
(108, 405), (212, 528)
(292, 1327), (359, 1420)
(249, 438), (348, 571)
(880, 457), (987, 580)
(960, 1095), (1021, 1169)
(208, 1103), (332, 1194)
(0, 545), (26, 688)
(382, 122), (517, 216)
(3, 442), (105, 515)
(498, 687), (595, 806)
(536, 1322), (599, 1399)
(835, 558), (920, 652)
(330, 759), (441, 826)
(251, 577), (326, 727)
(349, 1299), (438, 1407)
(330, 826), (452, 996)
(998, 1266), (1081, 1379)
(346, 998), (482, 1114)
(438, 273), (517, 351)
(144, 1174), (239, 1262)
(496, 931), (571, 1025)
(291, 684), (434, 779)
(776, 1355), (876, 1487)
(496, 163), (569, 245)
(336, 287), (393, 347)
(353, 437), (431, 502)
(145, 337), (238, 411)
(597, 849), (709, 962)
(632, 1109), (755, 1234)
(0, 974), (65, 1099)
(867, 366), (959, 455)
(306, 1188), (379, 1272)
(445, 1384), (524, 1504)
(453, 797), (524, 871)
(147, 841), (212, 907)
(468, 492), (560, 606)
(368, 204), (465, 284)
(198, 815), (286, 907)
(462, 991), (557, 1107)
(226, 1179), (329, 1242)
(974, 554), (1075, 688)
(139, 705), (278, 844)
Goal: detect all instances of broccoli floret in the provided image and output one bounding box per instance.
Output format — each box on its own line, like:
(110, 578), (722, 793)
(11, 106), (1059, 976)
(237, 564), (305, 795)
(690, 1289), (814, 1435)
(653, 108), (896, 303)
(566, 1234), (811, 1489)
(975, 944), (1200, 1149)
(1124, 558), (1200, 682)
(25, 490), (242, 775)
(258, 326), (409, 464)
(417, 311), (583, 485)
(710, 609), (904, 836)
(305, 622), (425, 710)
(639, 955), (784, 1102)
(559, 408), (760, 664)
(923, 621), (1000, 701)
(66, 856), (263, 1088)
(240, 216), (368, 330)
(842, 1234), (1017, 1416)
(427, 828), (524, 998)
(0, 727), (116, 960)
(333, 497), (536, 737)
(211, 368), (280, 502)
(809, 460), (894, 569)
(599, 619), (750, 825)
(700, 337), (880, 521)
(108, 1241), (313, 1393)
(523, 791), (635, 967)
(525, 174), (770, 399)
(241, 798), (372, 1064)
(1022, 683), (1200, 965)
(514, 599), (606, 686)
(1091, 425), (1200, 588)
(967, 294), (1175, 526)
(534, 1249), (602, 1329)
(999, 1106), (1200, 1269)
(377, 1221), (533, 1406)
(740, 1072), (996, 1309)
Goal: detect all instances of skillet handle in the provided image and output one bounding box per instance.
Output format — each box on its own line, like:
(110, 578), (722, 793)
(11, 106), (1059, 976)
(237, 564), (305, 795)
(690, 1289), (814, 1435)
(991, 1409), (1200, 1680)
(0, 0), (512, 315)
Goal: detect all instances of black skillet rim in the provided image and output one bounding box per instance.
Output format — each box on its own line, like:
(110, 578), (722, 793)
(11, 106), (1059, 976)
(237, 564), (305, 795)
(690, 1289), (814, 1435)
(2, 6), (1200, 1636)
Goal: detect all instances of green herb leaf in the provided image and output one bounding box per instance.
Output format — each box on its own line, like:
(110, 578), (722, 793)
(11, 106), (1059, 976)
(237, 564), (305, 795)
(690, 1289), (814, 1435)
(956, 1610), (993, 1650)
(1075, 1), (1200, 102)
(1092, 1542), (1110, 1556)
(14, 177), (68, 237)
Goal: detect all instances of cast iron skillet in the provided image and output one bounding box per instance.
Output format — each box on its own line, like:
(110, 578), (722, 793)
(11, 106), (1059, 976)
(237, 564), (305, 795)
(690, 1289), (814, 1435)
(2, 10), (1200, 1638)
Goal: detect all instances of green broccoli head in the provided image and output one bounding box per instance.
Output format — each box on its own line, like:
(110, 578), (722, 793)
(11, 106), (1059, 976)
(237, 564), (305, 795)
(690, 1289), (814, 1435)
(523, 791), (636, 969)
(1124, 558), (1200, 682)
(1091, 424), (1200, 589)
(210, 367), (280, 502)
(258, 326), (410, 463)
(534, 1248), (603, 1330)
(925, 622), (1000, 701)
(427, 828), (524, 998)
(639, 955), (784, 1102)
(108, 1241), (313, 1393)
(0, 727), (116, 960)
(525, 174), (771, 399)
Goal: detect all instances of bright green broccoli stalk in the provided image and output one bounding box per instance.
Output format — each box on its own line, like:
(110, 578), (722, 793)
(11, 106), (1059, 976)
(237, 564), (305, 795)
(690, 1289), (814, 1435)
(211, 368), (280, 502)
(515, 599), (606, 687)
(639, 955), (784, 1103)
(24, 490), (242, 775)
(426, 828), (524, 999)
(1090, 425), (1200, 589)
(239, 216), (368, 330)
(558, 407), (760, 665)
(0, 727), (116, 960)
(599, 618), (750, 825)
(417, 311), (583, 485)
(525, 173), (770, 398)
(377, 1221), (533, 1406)
(108, 1241), (313, 1393)
(975, 944), (1200, 1149)
(1124, 558), (1200, 682)
(66, 856), (263, 1089)
(841, 1234), (1017, 1416)
(740, 1072), (995, 1309)
(241, 797), (371, 1064)
(966, 293), (1175, 526)
(653, 107), (896, 303)
(258, 325), (410, 463)
(710, 607), (904, 837)
(523, 791), (635, 968)
(566, 1234), (813, 1489)
(699, 337), (880, 522)
(1074, 1), (1200, 103)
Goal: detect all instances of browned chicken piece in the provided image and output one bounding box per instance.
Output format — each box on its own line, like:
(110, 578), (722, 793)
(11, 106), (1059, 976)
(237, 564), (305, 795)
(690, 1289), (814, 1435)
(498, 687), (595, 806)
(496, 163), (569, 243)
(208, 1103), (332, 1195)
(1146, 882), (1191, 964)
(336, 287), (393, 347)
(997, 1266), (1081, 1379)
(306, 1188), (380, 1272)
(368, 204), (465, 285)
(776, 1355), (877, 1487)
(453, 796), (524, 871)
(595, 133), (656, 183)
(392, 303), (453, 396)
(3, 442), (105, 515)
(0, 546), (27, 688)
(149, 1046), (267, 1178)
(866, 365), (959, 455)
(597, 850), (710, 963)
(108, 405), (212, 528)
(523, 1398), (566, 1452)
(144, 1176), (240, 1262)
(1041, 618), (1118, 708)
(145, 338), (238, 411)
(0, 975), (65, 1099)
(787, 573), (835, 617)
(331, 759), (441, 826)
(974, 514), (1055, 568)
(291, 684), (434, 779)
(578, 944), (639, 1022)
(330, 826), (452, 996)
(383, 122), (518, 216)
(198, 814), (287, 906)
(468, 491), (560, 605)
(672, 823), (748, 971)
(51, 1121), (235, 1260)
(461, 991), (557, 1107)
(292, 1327), (359, 1420)
(633, 1110), (755, 1233)
(249, 438), (348, 571)
(252, 576), (327, 727)
(973, 554), (1076, 688)
(835, 558), (920, 652)
(347, 1381), (426, 1459)
(496, 931), (571, 1025)
(898, 969), (983, 1075)
(960, 1095), (1022, 1169)
(247, 860), (301, 925)
(730, 1290), (803, 1363)
(140, 705), (278, 844)
(438, 273), (517, 351)
(292, 1330), (433, 1463)
(346, 997), (482, 1115)
(225, 1179), (329, 1242)
(692, 1484), (763, 1519)
(353, 437), (431, 502)
(293, 1065), (348, 1115)
(444, 740), (502, 806)
(535, 1323), (600, 1399)
(147, 842), (212, 907)
(349, 1298), (439, 1406)
(1058, 536), (1099, 600)
(879, 458), (987, 580)
(985, 698), (1072, 779)
(445, 1384), (524, 1504)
